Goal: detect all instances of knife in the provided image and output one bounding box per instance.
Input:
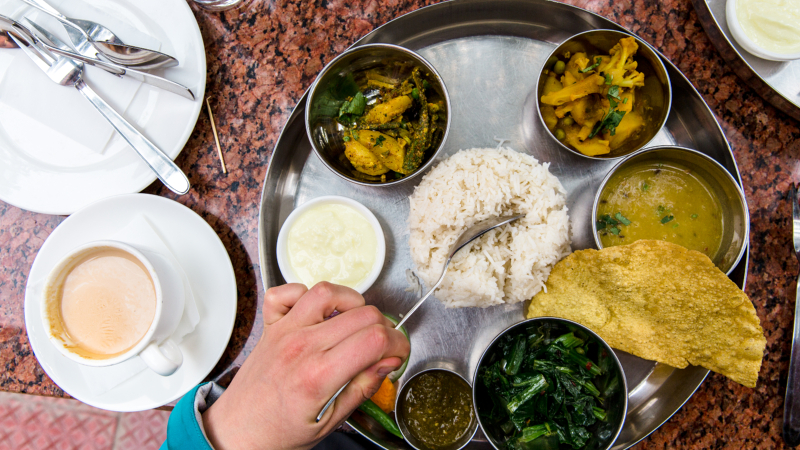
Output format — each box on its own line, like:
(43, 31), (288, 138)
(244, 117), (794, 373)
(24, 18), (194, 101)
(785, 183), (800, 446)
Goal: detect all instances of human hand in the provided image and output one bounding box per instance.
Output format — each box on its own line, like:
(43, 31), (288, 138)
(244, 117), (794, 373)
(202, 282), (410, 450)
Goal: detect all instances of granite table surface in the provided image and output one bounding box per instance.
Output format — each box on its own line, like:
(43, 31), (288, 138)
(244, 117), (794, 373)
(0, 0), (795, 447)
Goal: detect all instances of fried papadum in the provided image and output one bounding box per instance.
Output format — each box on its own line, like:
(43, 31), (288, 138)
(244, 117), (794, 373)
(526, 240), (765, 387)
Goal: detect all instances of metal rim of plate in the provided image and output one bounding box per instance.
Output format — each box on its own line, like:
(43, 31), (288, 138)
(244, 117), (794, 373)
(691, 0), (800, 121)
(257, 1), (750, 449)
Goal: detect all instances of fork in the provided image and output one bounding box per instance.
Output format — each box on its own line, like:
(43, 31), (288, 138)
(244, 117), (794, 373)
(784, 183), (800, 446)
(5, 31), (190, 195)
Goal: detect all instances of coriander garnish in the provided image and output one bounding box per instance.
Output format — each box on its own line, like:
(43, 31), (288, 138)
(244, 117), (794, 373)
(661, 215), (674, 224)
(614, 212), (631, 226)
(579, 57), (602, 73)
(588, 86), (627, 139)
(597, 212), (631, 237)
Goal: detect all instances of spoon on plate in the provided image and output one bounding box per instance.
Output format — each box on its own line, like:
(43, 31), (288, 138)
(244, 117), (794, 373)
(19, 0), (178, 70)
(315, 213), (526, 422)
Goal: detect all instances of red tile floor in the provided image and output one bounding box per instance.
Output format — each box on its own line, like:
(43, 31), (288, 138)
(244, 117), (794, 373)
(0, 391), (169, 450)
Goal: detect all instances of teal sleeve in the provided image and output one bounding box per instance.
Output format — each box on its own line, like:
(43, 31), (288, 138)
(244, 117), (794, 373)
(160, 382), (220, 450)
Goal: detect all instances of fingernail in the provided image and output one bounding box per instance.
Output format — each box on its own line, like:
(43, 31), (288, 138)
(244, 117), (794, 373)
(377, 365), (398, 378)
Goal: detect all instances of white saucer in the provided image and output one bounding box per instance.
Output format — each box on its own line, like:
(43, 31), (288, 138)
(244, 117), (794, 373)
(24, 194), (236, 412)
(0, 0), (206, 215)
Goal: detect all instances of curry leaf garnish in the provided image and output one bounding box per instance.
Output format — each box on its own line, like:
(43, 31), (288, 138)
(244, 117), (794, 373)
(579, 57), (602, 73)
(338, 91), (366, 123)
(661, 215), (674, 224)
(316, 73), (360, 117)
(376, 135), (386, 147)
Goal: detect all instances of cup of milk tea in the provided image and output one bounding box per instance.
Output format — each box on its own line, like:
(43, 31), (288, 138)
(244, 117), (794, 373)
(41, 240), (184, 376)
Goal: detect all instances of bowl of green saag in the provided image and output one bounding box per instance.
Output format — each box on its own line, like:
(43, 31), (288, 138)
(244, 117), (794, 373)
(473, 317), (627, 450)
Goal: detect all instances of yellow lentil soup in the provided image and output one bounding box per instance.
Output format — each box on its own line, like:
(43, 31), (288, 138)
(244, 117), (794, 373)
(596, 161), (723, 257)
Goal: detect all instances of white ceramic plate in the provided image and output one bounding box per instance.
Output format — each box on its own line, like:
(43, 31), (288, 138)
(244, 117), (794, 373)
(24, 194), (236, 411)
(0, 0), (206, 215)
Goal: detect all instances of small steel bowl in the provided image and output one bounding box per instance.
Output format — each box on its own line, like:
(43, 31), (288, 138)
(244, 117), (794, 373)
(305, 43), (451, 187)
(395, 363), (478, 450)
(591, 146), (749, 275)
(536, 29), (672, 160)
(275, 195), (386, 293)
(473, 317), (628, 450)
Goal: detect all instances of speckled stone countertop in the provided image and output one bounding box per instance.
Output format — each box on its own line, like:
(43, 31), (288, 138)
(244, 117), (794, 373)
(0, 0), (796, 447)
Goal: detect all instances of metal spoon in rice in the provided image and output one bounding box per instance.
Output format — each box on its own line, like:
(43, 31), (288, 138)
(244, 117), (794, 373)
(316, 213), (525, 422)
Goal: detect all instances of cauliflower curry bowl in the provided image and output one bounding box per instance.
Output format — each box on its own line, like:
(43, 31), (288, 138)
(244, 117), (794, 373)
(537, 30), (672, 160)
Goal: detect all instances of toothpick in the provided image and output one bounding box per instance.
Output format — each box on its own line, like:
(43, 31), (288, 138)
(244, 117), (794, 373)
(206, 97), (227, 174)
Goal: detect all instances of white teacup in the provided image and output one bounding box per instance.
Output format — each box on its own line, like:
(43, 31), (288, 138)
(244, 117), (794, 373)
(41, 240), (184, 376)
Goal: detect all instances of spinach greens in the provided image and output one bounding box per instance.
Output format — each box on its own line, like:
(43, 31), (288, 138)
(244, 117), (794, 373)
(476, 322), (621, 450)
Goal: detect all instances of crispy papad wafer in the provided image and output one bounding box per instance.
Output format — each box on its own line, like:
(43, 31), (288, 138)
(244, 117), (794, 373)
(526, 240), (765, 387)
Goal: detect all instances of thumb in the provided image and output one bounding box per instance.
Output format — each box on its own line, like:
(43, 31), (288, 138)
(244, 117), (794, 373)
(351, 356), (402, 401)
(324, 357), (402, 425)
(362, 357), (402, 399)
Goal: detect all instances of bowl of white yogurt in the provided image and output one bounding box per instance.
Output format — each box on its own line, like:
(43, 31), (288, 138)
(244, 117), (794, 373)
(727, 0), (800, 61)
(276, 196), (386, 294)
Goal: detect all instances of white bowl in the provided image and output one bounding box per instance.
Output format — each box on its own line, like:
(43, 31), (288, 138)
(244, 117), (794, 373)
(726, 0), (800, 61)
(276, 196), (386, 294)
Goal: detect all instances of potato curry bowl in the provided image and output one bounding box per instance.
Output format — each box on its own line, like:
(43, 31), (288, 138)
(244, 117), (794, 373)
(537, 30), (671, 160)
(306, 44), (451, 186)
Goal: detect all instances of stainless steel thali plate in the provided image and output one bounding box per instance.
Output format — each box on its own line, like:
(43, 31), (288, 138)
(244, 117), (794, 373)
(257, 1), (749, 448)
(692, 0), (800, 121)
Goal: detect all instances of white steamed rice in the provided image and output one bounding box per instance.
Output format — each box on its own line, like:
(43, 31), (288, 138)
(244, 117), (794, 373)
(408, 147), (571, 308)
